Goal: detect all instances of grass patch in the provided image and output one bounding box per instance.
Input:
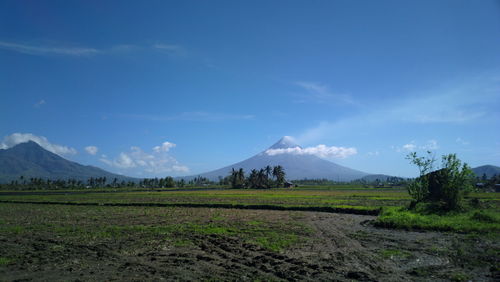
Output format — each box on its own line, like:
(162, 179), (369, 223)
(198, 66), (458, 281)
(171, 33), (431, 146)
(379, 249), (411, 259)
(171, 238), (193, 247)
(448, 272), (470, 282)
(376, 206), (500, 233)
(0, 257), (12, 265)
(0, 203), (312, 253)
(0, 225), (25, 234)
(252, 232), (299, 252)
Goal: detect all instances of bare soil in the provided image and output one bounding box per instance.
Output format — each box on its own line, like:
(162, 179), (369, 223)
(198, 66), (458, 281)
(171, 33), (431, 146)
(0, 206), (498, 281)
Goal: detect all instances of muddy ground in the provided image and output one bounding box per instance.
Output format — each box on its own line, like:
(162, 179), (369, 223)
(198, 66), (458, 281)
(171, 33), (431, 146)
(0, 205), (498, 281)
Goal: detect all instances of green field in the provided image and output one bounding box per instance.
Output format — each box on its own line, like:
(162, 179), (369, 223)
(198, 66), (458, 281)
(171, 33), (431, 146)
(0, 187), (412, 208)
(0, 186), (499, 280)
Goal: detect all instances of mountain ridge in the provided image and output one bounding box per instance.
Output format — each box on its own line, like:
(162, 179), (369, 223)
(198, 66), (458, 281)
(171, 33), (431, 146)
(472, 165), (500, 179)
(0, 141), (134, 183)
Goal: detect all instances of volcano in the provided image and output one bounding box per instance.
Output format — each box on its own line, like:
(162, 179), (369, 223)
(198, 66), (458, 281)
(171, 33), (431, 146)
(0, 141), (134, 183)
(192, 136), (369, 181)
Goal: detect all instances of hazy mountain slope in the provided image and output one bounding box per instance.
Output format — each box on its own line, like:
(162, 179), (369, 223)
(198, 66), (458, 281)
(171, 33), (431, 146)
(472, 165), (500, 179)
(189, 137), (369, 181)
(0, 141), (134, 183)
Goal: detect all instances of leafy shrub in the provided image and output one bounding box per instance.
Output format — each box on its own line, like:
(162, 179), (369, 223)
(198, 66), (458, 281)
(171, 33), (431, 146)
(406, 152), (474, 211)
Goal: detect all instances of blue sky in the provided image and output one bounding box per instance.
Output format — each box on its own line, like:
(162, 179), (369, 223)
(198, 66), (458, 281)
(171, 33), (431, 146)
(1, 0), (499, 178)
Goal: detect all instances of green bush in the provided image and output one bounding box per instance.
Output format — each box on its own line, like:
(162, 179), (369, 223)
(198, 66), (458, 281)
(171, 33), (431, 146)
(406, 152), (474, 211)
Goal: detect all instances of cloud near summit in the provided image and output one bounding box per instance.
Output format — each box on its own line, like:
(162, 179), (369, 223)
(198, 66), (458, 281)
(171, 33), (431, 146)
(266, 144), (357, 159)
(0, 133), (77, 156)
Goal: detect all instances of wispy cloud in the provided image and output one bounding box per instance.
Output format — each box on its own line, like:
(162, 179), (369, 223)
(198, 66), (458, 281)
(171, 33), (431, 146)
(0, 133), (77, 155)
(34, 99), (46, 108)
(394, 140), (439, 153)
(84, 146), (98, 155)
(100, 141), (189, 175)
(294, 81), (356, 105)
(422, 139), (439, 150)
(297, 73), (500, 143)
(153, 141), (175, 153)
(117, 112), (255, 122)
(456, 137), (469, 145)
(0, 41), (100, 56)
(0, 40), (187, 57)
(402, 143), (417, 152)
(152, 43), (187, 57)
(265, 144), (357, 159)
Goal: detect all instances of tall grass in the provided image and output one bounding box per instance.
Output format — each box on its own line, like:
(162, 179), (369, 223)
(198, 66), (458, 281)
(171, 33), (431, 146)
(376, 206), (500, 233)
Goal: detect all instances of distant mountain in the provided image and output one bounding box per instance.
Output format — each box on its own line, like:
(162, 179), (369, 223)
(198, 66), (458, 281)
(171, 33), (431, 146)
(0, 141), (134, 183)
(187, 136), (370, 181)
(472, 165), (500, 179)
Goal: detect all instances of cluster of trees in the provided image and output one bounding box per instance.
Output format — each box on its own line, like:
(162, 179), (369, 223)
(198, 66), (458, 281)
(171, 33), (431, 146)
(350, 177), (409, 187)
(139, 177), (177, 188)
(406, 152), (475, 211)
(225, 165), (286, 189)
(0, 175), (220, 190)
(0, 176), (136, 190)
(137, 176), (216, 188)
(270, 177), (409, 187)
(476, 173), (500, 190)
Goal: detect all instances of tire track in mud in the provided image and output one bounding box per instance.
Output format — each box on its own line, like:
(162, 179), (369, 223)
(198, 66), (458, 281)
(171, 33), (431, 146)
(143, 233), (347, 281)
(2, 203), (497, 281)
(196, 234), (324, 280)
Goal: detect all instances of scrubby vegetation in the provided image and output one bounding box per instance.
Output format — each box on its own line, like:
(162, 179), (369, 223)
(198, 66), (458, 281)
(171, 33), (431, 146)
(376, 205), (500, 233)
(375, 152), (500, 234)
(406, 152), (474, 210)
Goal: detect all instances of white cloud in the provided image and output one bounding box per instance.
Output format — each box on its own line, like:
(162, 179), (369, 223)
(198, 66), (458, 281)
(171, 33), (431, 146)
(153, 141), (176, 153)
(402, 143), (417, 152)
(84, 146), (98, 155)
(34, 99), (46, 108)
(100, 141), (189, 175)
(395, 140), (438, 152)
(117, 153), (136, 168)
(0, 133), (77, 155)
(422, 139), (439, 150)
(0, 41), (100, 56)
(456, 137), (469, 145)
(0, 40), (186, 58)
(172, 165), (190, 173)
(265, 144), (357, 159)
(367, 151), (380, 156)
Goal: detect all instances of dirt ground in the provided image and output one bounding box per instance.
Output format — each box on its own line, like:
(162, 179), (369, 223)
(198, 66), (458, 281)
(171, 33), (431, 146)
(0, 207), (498, 281)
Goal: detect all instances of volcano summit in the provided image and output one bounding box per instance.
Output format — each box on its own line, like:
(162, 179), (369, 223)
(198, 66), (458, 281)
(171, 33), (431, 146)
(190, 137), (369, 181)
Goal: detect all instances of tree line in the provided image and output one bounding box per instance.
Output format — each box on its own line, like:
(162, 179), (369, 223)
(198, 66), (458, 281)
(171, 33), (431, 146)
(0, 176), (139, 190)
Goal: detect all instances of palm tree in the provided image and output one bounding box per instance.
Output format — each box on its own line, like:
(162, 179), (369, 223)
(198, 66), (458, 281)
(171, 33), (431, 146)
(258, 169), (268, 189)
(237, 168), (245, 188)
(264, 165), (272, 188)
(248, 169), (258, 188)
(230, 168), (246, 188)
(273, 165), (286, 188)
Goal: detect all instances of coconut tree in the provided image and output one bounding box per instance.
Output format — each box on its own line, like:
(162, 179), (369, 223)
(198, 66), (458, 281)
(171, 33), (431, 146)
(273, 165), (286, 188)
